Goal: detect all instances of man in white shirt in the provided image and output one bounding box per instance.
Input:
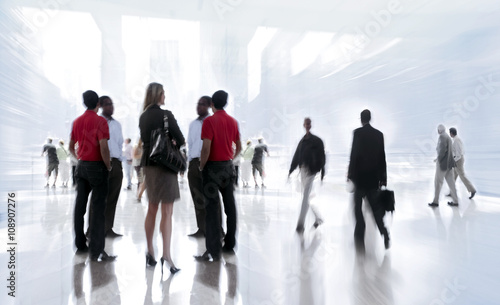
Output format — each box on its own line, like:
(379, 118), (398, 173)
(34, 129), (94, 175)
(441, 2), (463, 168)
(92, 96), (124, 237)
(449, 128), (476, 199)
(123, 138), (133, 190)
(187, 96), (223, 238)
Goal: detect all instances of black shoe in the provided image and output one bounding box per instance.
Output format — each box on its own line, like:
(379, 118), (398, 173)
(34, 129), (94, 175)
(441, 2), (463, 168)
(469, 191), (476, 199)
(194, 251), (220, 262)
(296, 226), (305, 234)
(76, 245), (89, 254)
(428, 202), (439, 207)
(146, 252), (157, 267)
(187, 230), (205, 238)
(384, 233), (391, 250)
(106, 230), (123, 238)
(447, 201), (459, 207)
(313, 219), (324, 229)
(160, 257), (180, 274)
(222, 245), (235, 254)
(91, 251), (116, 262)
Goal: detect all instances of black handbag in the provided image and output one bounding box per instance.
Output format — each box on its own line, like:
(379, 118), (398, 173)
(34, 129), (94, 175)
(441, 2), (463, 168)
(149, 112), (186, 173)
(378, 187), (395, 214)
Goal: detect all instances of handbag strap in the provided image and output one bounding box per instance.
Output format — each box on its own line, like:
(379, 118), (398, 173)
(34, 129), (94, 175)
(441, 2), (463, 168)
(163, 112), (170, 135)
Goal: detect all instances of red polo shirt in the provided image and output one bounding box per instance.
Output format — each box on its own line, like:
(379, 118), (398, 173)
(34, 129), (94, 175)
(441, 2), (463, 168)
(201, 110), (240, 161)
(71, 110), (109, 161)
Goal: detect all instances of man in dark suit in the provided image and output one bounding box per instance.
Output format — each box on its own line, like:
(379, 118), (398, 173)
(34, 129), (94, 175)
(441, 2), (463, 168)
(348, 109), (390, 250)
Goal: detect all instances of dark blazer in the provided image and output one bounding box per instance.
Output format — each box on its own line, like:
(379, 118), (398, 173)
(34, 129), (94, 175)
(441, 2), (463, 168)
(347, 124), (387, 189)
(139, 105), (185, 167)
(289, 133), (326, 179)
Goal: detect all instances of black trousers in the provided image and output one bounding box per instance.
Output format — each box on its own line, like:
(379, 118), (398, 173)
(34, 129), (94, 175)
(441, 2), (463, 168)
(353, 187), (388, 242)
(188, 158), (223, 234)
(202, 161), (237, 257)
(89, 158), (123, 234)
(74, 161), (108, 256)
(104, 158), (123, 232)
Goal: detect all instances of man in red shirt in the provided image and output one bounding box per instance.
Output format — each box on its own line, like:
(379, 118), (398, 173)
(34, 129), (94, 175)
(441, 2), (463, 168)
(196, 90), (241, 261)
(69, 90), (115, 261)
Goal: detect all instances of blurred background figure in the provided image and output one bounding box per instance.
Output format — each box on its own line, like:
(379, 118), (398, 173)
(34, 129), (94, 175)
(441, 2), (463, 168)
(123, 138), (133, 190)
(233, 147), (241, 187)
(132, 138), (146, 202)
(429, 124), (458, 207)
(241, 140), (254, 188)
(252, 137), (269, 188)
(56, 139), (70, 187)
(70, 143), (79, 188)
(42, 137), (59, 188)
(289, 117), (325, 234)
(449, 127), (477, 199)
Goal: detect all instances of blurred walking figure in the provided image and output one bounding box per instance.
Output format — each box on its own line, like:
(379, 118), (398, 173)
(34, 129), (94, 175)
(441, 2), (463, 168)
(132, 139), (145, 202)
(139, 82), (185, 274)
(449, 128), (476, 199)
(289, 118), (325, 233)
(428, 124), (458, 207)
(42, 138), (59, 188)
(241, 140), (254, 188)
(196, 90), (241, 261)
(348, 109), (390, 250)
(56, 140), (70, 187)
(233, 149), (241, 187)
(123, 138), (133, 190)
(252, 138), (269, 188)
(70, 145), (78, 188)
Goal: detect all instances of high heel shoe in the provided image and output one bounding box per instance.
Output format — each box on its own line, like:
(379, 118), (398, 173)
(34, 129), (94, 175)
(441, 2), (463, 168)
(146, 253), (157, 267)
(160, 257), (180, 274)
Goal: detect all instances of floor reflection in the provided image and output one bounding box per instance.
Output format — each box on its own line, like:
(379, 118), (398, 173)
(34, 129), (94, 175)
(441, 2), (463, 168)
(4, 162), (500, 305)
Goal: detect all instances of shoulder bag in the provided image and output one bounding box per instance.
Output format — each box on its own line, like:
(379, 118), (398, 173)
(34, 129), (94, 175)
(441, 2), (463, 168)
(149, 112), (187, 173)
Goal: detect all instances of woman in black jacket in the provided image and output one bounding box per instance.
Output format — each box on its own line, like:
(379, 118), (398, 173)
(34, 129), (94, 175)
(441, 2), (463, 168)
(139, 82), (185, 274)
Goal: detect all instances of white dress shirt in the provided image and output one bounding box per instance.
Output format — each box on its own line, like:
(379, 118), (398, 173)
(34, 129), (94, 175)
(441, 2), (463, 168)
(103, 116), (124, 161)
(187, 115), (208, 161)
(452, 135), (465, 161)
(123, 142), (133, 161)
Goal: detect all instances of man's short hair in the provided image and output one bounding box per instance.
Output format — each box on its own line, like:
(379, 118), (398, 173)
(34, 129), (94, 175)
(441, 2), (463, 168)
(99, 96), (111, 105)
(199, 96), (212, 106)
(83, 90), (99, 109)
(258, 137), (263, 144)
(212, 90), (228, 109)
(361, 109), (371, 123)
(47, 138), (53, 143)
(449, 127), (457, 136)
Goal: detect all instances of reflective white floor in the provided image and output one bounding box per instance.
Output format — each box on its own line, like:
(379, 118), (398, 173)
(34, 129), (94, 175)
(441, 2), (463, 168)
(1, 157), (500, 305)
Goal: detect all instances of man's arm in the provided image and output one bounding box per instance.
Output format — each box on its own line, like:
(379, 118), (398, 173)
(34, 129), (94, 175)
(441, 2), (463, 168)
(199, 139), (211, 171)
(69, 139), (78, 160)
(347, 131), (358, 181)
(379, 133), (387, 186)
(234, 139), (242, 159)
(99, 139), (112, 171)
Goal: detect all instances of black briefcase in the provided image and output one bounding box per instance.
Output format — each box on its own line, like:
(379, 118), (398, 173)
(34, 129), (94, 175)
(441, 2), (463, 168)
(378, 188), (395, 214)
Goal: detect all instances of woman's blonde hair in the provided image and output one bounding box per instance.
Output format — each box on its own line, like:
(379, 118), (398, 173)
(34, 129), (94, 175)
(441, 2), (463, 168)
(142, 82), (164, 111)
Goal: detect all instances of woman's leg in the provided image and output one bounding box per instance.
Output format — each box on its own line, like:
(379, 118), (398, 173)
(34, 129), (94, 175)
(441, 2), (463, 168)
(145, 202), (159, 256)
(160, 202), (175, 266)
